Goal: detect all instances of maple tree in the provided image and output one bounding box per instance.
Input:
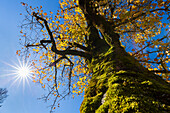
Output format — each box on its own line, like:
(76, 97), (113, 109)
(18, 0), (170, 112)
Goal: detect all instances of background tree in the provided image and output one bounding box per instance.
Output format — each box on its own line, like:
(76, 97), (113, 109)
(0, 88), (8, 107)
(19, 0), (170, 112)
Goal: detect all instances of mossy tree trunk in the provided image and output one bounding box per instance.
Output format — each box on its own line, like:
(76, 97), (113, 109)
(80, 45), (170, 112)
(78, 0), (170, 112)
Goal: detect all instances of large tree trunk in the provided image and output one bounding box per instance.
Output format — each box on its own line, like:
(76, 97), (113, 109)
(79, 0), (170, 112)
(80, 44), (170, 113)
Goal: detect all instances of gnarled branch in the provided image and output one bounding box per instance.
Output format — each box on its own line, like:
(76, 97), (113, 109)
(32, 12), (91, 59)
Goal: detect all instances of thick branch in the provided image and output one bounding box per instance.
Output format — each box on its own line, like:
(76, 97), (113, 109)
(33, 12), (55, 43)
(79, 0), (120, 47)
(51, 47), (90, 59)
(32, 12), (91, 59)
(40, 40), (51, 50)
(68, 42), (89, 52)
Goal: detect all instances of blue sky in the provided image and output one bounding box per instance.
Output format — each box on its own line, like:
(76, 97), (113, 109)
(0, 0), (169, 113)
(0, 0), (83, 113)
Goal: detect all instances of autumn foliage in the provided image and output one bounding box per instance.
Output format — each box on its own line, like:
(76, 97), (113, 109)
(18, 0), (170, 111)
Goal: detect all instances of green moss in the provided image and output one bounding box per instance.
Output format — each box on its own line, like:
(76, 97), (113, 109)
(80, 92), (103, 113)
(80, 45), (170, 113)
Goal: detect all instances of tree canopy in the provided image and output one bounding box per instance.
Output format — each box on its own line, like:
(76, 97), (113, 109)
(18, 0), (170, 112)
(0, 88), (8, 107)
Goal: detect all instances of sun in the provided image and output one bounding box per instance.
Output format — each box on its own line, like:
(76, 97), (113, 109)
(16, 61), (32, 78)
(4, 57), (34, 88)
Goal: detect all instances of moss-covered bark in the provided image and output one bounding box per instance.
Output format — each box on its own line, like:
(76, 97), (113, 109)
(80, 46), (170, 113)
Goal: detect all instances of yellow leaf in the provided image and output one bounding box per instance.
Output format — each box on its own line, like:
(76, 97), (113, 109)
(75, 7), (81, 12)
(40, 79), (43, 84)
(154, 68), (158, 70)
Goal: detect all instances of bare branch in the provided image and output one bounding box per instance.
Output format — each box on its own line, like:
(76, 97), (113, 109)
(114, 8), (170, 27)
(133, 35), (169, 56)
(40, 40), (52, 50)
(149, 70), (170, 73)
(62, 5), (79, 12)
(138, 60), (162, 64)
(26, 44), (41, 47)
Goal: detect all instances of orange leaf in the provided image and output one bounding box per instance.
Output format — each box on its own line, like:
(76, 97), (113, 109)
(44, 13), (47, 16)
(163, 23), (166, 28)
(132, 49), (135, 51)
(154, 58), (158, 62)
(22, 2), (25, 6)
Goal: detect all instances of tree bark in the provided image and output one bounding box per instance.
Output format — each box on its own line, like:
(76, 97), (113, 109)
(80, 45), (170, 113)
(79, 0), (170, 112)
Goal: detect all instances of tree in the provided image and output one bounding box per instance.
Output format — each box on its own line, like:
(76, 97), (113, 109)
(0, 88), (8, 107)
(19, 0), (170, 112)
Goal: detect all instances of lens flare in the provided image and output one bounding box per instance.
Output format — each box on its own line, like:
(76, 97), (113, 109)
(16, 60), (33, 79)
(3, 57), (34, 88)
